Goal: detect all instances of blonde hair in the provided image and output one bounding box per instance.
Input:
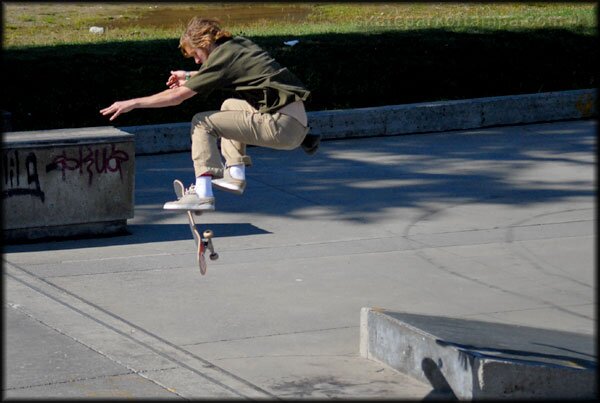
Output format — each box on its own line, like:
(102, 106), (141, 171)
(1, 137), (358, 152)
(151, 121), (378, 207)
(179, 17), (232, 56)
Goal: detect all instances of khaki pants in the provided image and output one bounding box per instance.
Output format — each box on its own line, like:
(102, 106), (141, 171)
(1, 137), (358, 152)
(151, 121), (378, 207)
(190, 98), (309, 178)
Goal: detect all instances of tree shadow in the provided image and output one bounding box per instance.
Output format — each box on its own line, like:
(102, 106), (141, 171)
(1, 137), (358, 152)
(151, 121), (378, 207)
(226, 120), (596, 223)
(3, 28), (597, 131)
(114, 118), (595, 235)
(3, 119), (594, 252)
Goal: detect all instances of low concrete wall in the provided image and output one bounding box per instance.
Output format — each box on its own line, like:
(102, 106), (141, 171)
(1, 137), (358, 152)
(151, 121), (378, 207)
(360, 308), (597, 400)
(309, 88), (596, 139)
(2, 127), (135, 242)
(119, 89), (596, 155)
(121, 122), (191, 155)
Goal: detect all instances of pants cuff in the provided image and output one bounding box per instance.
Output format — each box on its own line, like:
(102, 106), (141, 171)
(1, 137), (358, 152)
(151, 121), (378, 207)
(193, 165), (224, 179)
(225, 155), (252, 168)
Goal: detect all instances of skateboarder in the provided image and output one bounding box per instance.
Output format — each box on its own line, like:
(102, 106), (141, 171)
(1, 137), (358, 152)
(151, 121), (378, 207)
(100, 17), (319, 211)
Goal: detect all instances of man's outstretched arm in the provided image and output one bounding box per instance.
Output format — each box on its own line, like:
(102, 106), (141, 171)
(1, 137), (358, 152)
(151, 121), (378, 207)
(100, 86), (197, 121)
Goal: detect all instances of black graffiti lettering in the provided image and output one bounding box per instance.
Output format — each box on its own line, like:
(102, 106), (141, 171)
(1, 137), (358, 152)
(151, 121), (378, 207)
(2, 150), (45, 202)
(25, 153), (44, 201)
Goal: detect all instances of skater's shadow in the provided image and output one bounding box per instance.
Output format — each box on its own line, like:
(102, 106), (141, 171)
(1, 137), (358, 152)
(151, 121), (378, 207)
(3, 223), (270, 253)
(127, 222), (270, 242)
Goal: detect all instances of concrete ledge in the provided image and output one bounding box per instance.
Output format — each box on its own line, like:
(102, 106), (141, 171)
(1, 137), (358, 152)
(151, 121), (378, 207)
(118, 89), (596, 155)
(120, 122), (191, 155)
(309, 88), (596, 140)
(2, 127), (135, 243)
(360, 308), (597, 400)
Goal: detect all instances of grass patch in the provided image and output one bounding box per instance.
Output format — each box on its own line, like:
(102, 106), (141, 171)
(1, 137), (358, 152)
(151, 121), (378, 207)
(2, 2), (598, 130)
(4, 2), (596, 46)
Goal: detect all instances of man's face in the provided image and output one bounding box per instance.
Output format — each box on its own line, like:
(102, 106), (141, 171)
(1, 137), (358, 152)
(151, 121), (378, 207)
(183, 44), (210, 65)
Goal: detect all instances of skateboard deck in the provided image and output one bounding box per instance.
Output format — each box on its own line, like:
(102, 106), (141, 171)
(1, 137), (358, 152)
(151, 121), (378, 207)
(173, 179), (218, 275)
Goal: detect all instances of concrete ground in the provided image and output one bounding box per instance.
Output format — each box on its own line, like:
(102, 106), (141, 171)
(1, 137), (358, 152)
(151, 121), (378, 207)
(3, 119), (596, 399)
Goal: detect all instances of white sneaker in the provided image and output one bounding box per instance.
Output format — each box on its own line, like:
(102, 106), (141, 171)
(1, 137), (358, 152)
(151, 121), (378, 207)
(163, 185), (215, 211)
(212, 169), (246, 195)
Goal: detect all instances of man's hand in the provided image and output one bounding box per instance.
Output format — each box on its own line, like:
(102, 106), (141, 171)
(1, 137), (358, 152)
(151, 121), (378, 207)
(100, 99), (137, 121)
(167, 70), (187, 88)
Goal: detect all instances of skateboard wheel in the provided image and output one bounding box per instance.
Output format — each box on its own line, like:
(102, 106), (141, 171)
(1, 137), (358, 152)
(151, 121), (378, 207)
(203, 230), (214, 239)
(210, 253), (219, 261)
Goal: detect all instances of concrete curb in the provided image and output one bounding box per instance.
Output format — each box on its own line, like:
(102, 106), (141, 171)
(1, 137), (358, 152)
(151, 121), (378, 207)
(115, 89), (596, 155)
(308, 88), (596, 139)
(360, 308), (597, 400)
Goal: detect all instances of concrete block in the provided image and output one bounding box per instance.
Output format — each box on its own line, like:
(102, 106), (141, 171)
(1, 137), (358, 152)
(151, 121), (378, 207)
(360, 308), (597, 400)
(2, 127), (135, 242)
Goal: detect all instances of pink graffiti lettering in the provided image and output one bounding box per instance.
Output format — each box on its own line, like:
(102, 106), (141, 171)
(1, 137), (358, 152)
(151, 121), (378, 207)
(46, 144), (130, 185)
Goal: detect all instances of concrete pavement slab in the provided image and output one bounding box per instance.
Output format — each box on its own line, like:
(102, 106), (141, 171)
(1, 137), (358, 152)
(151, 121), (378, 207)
(3, 119), (595, 399)
(4, 305), (179, 399)
(5, 307), (129, 390)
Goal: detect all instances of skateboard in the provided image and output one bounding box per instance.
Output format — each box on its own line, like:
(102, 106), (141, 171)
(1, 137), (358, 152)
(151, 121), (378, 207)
(173, 179), (218, 275)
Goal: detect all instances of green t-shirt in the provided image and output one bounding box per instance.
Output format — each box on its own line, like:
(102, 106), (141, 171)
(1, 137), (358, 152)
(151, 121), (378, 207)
(184, 36), (310, 113)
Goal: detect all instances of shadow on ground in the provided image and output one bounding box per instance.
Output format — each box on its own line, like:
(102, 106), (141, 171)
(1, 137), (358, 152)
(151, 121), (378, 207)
(219, 120), (595, 221)
(4, 120), (594, 253)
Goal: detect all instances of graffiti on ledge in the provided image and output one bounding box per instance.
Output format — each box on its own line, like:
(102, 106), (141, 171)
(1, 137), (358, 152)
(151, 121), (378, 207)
(46, 144), (130, 185)
(2, 144), (130, 202)
(2, 150), (45, 202)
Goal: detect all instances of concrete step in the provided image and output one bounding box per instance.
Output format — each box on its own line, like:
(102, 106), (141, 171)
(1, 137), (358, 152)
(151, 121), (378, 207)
(360, 308), (597, 400)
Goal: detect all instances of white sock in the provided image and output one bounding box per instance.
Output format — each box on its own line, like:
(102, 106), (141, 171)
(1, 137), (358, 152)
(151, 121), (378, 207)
(229, 164), (245, 180)
(195, 176), (214, 198)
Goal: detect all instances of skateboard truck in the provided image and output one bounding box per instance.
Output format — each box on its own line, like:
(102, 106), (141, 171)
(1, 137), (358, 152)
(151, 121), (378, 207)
(202, 229), (219, 261)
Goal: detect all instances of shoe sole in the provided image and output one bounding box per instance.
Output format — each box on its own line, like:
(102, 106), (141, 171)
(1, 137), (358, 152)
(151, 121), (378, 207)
(163, 203), (215, 211)
(212, 180), (245, 195)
